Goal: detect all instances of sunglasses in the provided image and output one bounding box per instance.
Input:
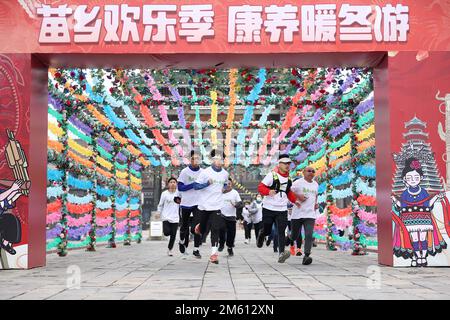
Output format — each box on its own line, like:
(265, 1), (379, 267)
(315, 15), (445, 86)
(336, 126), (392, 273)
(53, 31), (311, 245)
(306, 169), (315, 173)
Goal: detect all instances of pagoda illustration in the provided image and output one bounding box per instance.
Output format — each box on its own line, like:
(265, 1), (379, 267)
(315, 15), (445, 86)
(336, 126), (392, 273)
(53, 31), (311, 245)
(392, 116), (444, 195)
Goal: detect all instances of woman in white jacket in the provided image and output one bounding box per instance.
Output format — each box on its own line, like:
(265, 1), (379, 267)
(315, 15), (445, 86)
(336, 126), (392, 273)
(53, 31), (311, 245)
(158, 177), (181, 256)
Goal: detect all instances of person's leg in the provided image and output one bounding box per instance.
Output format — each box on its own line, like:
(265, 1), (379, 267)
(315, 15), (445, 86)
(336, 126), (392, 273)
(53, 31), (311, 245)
(218, 224), (226, 251)
(191, 206), (202, 249)
(226, 220), (236, 249)
(163, 221), (171, 237)
(179, 207), (191, 251)
(244, 221), (251, 240)
(272, 222), (279, 252)
(276, 212), (288, 254)
(168, 223), (178, 250)
(199, 209), (210, 235)
(257, 209), (275, 248)
(290, 219), (301, 247)
(302, 219), (316, 265)
(210, 211), (225, 262)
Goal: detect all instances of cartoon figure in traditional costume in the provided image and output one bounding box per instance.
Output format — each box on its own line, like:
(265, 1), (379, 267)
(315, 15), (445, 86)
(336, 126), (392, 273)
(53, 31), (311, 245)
(392, 157), (448, 266)
(0, 129), (30, 260)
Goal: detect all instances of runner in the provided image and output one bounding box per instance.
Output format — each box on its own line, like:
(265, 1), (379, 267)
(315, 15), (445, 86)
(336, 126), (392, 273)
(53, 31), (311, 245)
(289, 166), (319, 265)
(157, 177), (181, 256)
(177, 151), (203, 258)
(194, 150), (229, 264)
(218, 178), (243, 256)
(257, 154), (299, 263)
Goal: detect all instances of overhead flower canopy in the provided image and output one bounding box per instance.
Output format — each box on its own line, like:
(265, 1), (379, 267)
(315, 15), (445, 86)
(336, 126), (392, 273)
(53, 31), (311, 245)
(46, 66), (376, 255)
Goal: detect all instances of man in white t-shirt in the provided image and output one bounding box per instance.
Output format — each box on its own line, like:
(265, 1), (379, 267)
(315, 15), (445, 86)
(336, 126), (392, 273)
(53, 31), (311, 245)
(193, 150), (229, 264)
(218, 178), (243, 256)
(177, 151), (203, 258)
(289, 166), (319, 265)
(257, 154), (299, 263)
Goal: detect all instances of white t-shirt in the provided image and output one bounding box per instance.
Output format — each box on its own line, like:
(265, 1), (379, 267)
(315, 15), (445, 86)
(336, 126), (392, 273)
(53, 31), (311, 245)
(242, 207), (251, 223)
(178, 166), (203, 207)
(196, 166), (229, 211)
(261, 171), (291, 211)
(158, 190), (180, 223)
(221, 189), (241, 218)
(290, 178), (319, 219)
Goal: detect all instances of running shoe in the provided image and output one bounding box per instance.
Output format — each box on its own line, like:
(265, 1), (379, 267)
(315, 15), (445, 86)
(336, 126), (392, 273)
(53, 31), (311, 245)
(290, 245), (296, 256)
(193, 250), (202, 259)
(218, 244), (225, 252)
(266, 238), (272, 246)
(167, 250), (173, 256)
(278, 251), (290, 263)
(194, 223), (201, 235)
(296, 248), (303, 256)
(302, 256), (312, 265)
(210, 253), (219, 264)
(227, 247), (234, 256)
(179, 242), (186, 254)
(244, 239), (249, 245)
(256, 230), (265, 248)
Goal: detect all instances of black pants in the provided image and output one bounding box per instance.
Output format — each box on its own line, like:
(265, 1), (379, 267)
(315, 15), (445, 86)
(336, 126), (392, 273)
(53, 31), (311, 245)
(287, 221), (302, 247)
(0, 214), (21, 243)
(163, 221), (178, 250)
(261, 208), (288, 253)
(199, 210), (225, 248)
(219, 218), (236, 248)
(244, 221), (262, 240)
(179, 206), (202, 248)
(290, 218), (315, 255)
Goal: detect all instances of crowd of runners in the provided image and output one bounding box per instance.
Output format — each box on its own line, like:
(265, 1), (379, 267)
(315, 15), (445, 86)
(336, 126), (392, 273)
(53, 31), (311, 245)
(157, 150), (319, 265)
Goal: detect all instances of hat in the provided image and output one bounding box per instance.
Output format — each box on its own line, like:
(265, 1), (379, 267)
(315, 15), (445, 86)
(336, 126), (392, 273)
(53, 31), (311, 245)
(278, 154), (291, 164)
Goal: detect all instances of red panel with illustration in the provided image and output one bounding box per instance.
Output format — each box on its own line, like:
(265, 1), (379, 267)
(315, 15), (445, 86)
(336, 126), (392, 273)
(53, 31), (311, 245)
(0, 54), (31, 269)
(390, 52), (450, 267)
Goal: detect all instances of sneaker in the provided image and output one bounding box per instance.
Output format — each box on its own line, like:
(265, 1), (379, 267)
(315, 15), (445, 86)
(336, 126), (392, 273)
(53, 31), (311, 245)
(210, 253), (219, 264)
(302, 256), (312, 265)
(273, 248), (278, 253)
(256, 230), (265, 248)
(193, 250), (202, 259)
(194, 223), (201, 235)
(244, 239), (249, 245)
(290, 245), (296, 256)
(179, 242), (186, 254)
(296, 248), (303, 256)
(218, 244), (224, 252)
(167, 250), (173, 256)
(278, 251), (290, 263)
(227, 247), (234, 256)
(312, 241), (318, 247)
(266, 238), (272, 246)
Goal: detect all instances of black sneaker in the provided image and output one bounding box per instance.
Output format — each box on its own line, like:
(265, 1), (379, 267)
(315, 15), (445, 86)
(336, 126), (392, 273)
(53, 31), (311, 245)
(179, 242), (186, 254)
(218, 244), (225, 252)
(278, 251), (290, 263)
(302, 256), (312, 265)
(193, 250), (202, 259)
(266, 238), (272, 246)
(227, 247), (234, 256)
(256, 230), (265, 248)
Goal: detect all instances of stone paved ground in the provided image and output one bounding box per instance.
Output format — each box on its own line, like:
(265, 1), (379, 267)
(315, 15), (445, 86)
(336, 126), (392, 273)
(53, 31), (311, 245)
(1, 231), (450, 300)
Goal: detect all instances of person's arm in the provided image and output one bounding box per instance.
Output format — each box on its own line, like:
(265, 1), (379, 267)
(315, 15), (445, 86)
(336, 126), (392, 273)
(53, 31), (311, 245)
(194, 171), (210, 190)
(178, 181), (194, 192)
(287, 190), (298, 203)
(157, 192), (165, 213)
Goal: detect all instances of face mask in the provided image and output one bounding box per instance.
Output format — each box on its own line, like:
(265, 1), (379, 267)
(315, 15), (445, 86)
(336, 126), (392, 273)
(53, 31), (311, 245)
(256, 198), (262, 203)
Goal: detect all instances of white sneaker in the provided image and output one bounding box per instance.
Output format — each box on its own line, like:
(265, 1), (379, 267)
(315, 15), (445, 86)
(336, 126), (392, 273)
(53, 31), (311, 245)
(167, 250), (173, 256)
(244, 239), (249, 244)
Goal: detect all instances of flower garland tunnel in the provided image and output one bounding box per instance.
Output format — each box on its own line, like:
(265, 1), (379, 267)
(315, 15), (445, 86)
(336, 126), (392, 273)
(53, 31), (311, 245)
(46, 66), (376, 256)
